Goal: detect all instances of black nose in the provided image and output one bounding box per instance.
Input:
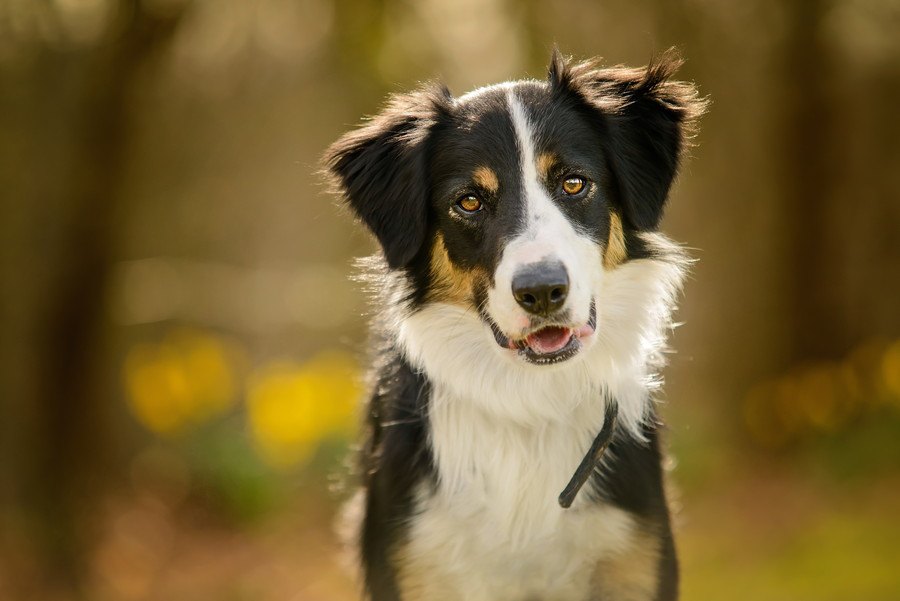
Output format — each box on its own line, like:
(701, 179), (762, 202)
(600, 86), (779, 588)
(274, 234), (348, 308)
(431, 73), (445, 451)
(511, 261), (569, 316)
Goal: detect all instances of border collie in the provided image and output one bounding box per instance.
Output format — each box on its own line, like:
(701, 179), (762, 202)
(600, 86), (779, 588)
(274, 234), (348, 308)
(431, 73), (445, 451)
(324, 49), (704, 601)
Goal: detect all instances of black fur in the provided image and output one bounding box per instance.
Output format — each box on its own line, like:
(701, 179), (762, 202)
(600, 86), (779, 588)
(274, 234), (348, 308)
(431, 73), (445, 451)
(549, 48), (703, 231)
(591, 422), (679, 599)
(324, 87), (452, 269)
(427, 90), (523, 278)
(359, 346), (432, 599)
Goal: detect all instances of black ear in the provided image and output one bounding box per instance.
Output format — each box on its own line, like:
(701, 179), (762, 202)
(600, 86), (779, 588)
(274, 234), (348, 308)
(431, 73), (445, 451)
(323, 86), (451, 269)
(550, 49), (706, 231)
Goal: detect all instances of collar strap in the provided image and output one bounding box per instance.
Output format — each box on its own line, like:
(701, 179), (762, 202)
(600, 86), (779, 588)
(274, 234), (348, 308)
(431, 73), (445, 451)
(558, 402), (618, 509)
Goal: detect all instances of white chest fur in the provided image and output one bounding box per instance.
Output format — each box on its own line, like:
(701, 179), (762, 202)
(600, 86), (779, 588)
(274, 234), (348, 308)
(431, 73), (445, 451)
(393, 246), (687, 600)
(399, 384), (638, 601)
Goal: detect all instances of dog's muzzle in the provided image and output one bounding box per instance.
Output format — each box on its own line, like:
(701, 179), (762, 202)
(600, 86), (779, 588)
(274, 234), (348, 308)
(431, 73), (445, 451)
(485, 300), (596, 365)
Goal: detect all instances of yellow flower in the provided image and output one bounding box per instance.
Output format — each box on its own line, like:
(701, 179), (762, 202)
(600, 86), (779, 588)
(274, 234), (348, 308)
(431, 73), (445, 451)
(881, 340), (900, 401)
(124, 329), (238, 435)
(246, 351), (360, 468)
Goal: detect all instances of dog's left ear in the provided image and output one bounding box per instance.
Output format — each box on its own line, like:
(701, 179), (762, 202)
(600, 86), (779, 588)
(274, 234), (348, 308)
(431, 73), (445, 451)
(549, 48), (706, 231)
(324, 86), (451, 269)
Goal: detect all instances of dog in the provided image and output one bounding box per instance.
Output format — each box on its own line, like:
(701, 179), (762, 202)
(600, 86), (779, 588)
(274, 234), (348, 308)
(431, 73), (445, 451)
(324, 48), (704, 601)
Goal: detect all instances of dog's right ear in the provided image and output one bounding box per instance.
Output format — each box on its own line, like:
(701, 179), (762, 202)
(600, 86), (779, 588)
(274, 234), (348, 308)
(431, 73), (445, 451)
(323, 86), (451, 270)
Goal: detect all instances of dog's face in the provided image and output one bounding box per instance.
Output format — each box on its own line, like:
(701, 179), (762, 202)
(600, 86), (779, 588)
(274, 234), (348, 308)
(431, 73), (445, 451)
(428, 83), (612, 365)
(326, 51), (701, 370)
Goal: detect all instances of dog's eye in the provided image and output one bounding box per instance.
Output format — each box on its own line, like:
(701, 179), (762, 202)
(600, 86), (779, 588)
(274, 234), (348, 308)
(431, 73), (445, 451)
(562, 176), (586, 196)
(456, 194), (483, 214)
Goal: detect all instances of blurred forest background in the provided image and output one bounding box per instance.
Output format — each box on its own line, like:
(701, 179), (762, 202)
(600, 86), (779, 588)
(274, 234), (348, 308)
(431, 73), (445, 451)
(1, 0), (899, 599)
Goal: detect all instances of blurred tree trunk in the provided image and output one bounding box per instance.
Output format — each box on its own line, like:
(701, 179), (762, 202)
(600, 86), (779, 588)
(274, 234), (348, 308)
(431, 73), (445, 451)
(28, 0), (184, 593)
(780, 0), (845, 361)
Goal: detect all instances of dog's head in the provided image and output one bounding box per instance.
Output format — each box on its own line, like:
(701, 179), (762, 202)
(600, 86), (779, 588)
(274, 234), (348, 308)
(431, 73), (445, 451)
(325, 50), (702, 389)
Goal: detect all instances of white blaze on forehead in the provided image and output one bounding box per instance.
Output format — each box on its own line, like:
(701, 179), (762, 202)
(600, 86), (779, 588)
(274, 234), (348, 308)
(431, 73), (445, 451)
(484, 90), (599, 335)
(507, 91), (544, 236)
(507, 91), (573, 256)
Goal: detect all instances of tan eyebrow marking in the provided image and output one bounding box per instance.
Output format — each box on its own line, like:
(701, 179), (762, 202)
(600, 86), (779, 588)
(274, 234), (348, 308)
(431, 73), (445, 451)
(604, 211), (628, 269)
(472, 166), (499, 193)
(536, 152), (558, 181)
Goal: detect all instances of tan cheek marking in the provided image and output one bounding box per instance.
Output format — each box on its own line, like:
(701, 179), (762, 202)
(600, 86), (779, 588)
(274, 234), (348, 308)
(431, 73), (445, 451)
(590, 525), (662, 601)
(428, 234), (485, 307)
(536, 152), (558, 181)
(472, 166), (499, 194)
(604, 211), (628, 269)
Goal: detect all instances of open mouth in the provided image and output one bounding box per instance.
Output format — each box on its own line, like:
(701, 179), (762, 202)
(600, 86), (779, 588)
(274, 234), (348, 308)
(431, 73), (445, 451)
(486, 301), (597, 365)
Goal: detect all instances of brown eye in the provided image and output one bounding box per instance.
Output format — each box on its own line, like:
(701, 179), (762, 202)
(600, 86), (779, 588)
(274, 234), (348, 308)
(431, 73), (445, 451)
(562, 176), (586, 196)
(456, 194), (483, 213)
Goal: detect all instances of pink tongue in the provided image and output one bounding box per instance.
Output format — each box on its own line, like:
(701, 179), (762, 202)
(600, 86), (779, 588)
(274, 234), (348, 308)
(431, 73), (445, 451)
(525, 326), (572, 354)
